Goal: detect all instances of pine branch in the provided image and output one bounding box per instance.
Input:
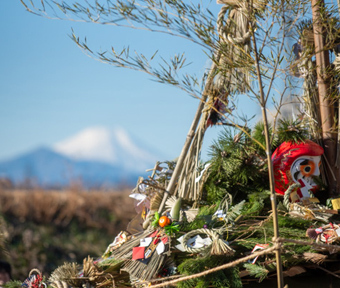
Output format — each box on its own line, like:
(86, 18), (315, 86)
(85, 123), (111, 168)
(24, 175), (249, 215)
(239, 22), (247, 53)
(243, 263), (269, 282)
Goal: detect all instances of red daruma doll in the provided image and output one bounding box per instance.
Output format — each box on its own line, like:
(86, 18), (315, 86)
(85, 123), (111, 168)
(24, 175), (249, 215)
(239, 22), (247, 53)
(272, 140), (324, 203)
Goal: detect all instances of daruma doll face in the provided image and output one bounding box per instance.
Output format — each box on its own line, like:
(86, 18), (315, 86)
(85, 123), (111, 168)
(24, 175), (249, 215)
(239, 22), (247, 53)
(290, 155), (321, 188)
(272, 140), (324, 199)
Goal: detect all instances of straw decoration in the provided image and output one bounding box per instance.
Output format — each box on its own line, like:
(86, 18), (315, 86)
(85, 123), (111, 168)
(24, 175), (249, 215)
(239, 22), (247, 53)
(181, 228), (235, 255)
(283, 183), (301, 210)
(174, 110), (208, 202)
(121, 245), (169, 282)
(215, 0), (264, 93)
(112, 229), (155, 260)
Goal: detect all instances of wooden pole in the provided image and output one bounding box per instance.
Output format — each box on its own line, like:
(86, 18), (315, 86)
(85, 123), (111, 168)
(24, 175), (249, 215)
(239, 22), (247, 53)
(311, 0), (339, 196)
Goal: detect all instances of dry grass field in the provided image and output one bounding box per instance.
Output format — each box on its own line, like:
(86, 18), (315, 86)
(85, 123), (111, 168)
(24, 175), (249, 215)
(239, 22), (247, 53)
(0, 187), (136, 280)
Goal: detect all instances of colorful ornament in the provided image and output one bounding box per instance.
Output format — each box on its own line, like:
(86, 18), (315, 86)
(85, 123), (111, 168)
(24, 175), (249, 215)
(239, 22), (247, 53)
(272, 140), (324, 201)
(307, 223), (340, 244)
(22, 270), (45, 288)
(159, 216), (171, 227)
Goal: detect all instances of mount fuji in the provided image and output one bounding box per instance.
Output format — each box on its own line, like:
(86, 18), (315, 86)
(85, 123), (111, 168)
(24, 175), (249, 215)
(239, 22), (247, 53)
(0, 127), (166, 189)
(53, 126), (162, 171)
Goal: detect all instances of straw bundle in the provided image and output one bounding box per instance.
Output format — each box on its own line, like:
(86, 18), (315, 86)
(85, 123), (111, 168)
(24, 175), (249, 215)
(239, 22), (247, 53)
(215, 0), (265, 93)
(121, 245), (169, 281)
(174, 110), (208, 202)
(112, 230), (154, 261)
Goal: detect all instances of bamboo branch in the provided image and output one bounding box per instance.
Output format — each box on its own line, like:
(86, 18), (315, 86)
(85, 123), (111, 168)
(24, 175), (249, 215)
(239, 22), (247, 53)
(249, 1), (284, 287)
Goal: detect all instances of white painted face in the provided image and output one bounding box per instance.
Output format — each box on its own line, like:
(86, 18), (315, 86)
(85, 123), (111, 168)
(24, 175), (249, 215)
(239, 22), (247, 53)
(290, 156), (321, 198)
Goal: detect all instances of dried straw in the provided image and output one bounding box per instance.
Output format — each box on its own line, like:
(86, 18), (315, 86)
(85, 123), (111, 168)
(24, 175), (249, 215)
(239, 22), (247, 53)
(303, 252), (327, 264)
(215, 1), (257, 93)
(174, 112), (207, 202)
(121, 242), (169, 281)
(112, 229), (155, 260)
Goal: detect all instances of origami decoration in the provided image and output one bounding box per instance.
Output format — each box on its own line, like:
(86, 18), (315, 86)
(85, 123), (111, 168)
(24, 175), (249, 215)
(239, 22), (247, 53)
(272, 140), (324, 202)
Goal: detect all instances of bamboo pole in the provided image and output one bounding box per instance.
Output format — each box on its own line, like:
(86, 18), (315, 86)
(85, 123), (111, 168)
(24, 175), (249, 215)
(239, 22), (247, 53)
(250, 18), (284, 288)
(311, 0), (339, 196)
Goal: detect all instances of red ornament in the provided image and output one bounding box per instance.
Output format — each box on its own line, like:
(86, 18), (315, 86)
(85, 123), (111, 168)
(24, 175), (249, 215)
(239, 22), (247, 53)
(272, 140), (324, 195)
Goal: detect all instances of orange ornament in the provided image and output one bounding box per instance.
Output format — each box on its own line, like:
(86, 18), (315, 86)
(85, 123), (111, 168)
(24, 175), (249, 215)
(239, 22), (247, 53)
(158, 216), (171, 227)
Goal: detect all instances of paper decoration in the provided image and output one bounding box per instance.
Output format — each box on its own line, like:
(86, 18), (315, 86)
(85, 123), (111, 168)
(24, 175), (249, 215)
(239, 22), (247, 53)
(197, 236), (212, 247)
(156, 241), (165, 255)
(161, 236), (168, 244)
(250, 244), (269, 264)
(140, 237), (152, 247)
(332, 198), (340, 210)
(175, 235), (212, 251)
(129, 193), (147, 206)
(336, 228), (340, 237)
(138, 183), (147, 193)
(150, 230), (158, 238)
(132, 247), (145, 260)
(195, 163), (211, 183)
(22, 274), (45, 288)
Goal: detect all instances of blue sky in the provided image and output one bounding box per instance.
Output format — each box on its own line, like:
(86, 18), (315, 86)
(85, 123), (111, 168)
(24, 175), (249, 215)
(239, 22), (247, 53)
(0, 1), (260, 163)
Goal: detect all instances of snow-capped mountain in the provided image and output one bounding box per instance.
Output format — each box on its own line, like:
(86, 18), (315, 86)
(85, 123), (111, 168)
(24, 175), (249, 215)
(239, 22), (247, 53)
(0, 127), (166, 189)
(53, 126), (161, 172)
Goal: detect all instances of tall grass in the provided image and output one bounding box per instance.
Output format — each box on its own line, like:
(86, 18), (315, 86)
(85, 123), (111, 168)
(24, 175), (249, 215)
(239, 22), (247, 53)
(0, 188), (136, 280)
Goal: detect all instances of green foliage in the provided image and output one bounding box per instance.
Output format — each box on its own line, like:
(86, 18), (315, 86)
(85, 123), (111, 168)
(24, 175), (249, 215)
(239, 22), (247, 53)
(252, 121), (273, 152)
(242, 199), (265, 216)
(275, 118), (309, 148)
(277, 214), (312, 230)
(204, 184), (228, 203)
(4, 280), (23, 288)
(241, 191), (270, 217)
(227, 200), (245, 220)
(97, 258), (123, 274)
(243, 263), (269, 282)
(164, 222), (180, 236)
(252, 119), (309, 151)
(197, 203), (220, 216)
(181, 203), (219, 231)
(205, 128), (269, 203)
(262, 215), (311, 240)
(151, 211), (160, 228)
(229, 211), (316, 261)
(181, 216), (209, 232)
(177, 256), (242, 288)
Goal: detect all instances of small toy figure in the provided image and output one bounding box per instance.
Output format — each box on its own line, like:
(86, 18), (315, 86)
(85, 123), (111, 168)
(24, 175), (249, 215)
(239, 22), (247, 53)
(272, 140), (324, 202)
